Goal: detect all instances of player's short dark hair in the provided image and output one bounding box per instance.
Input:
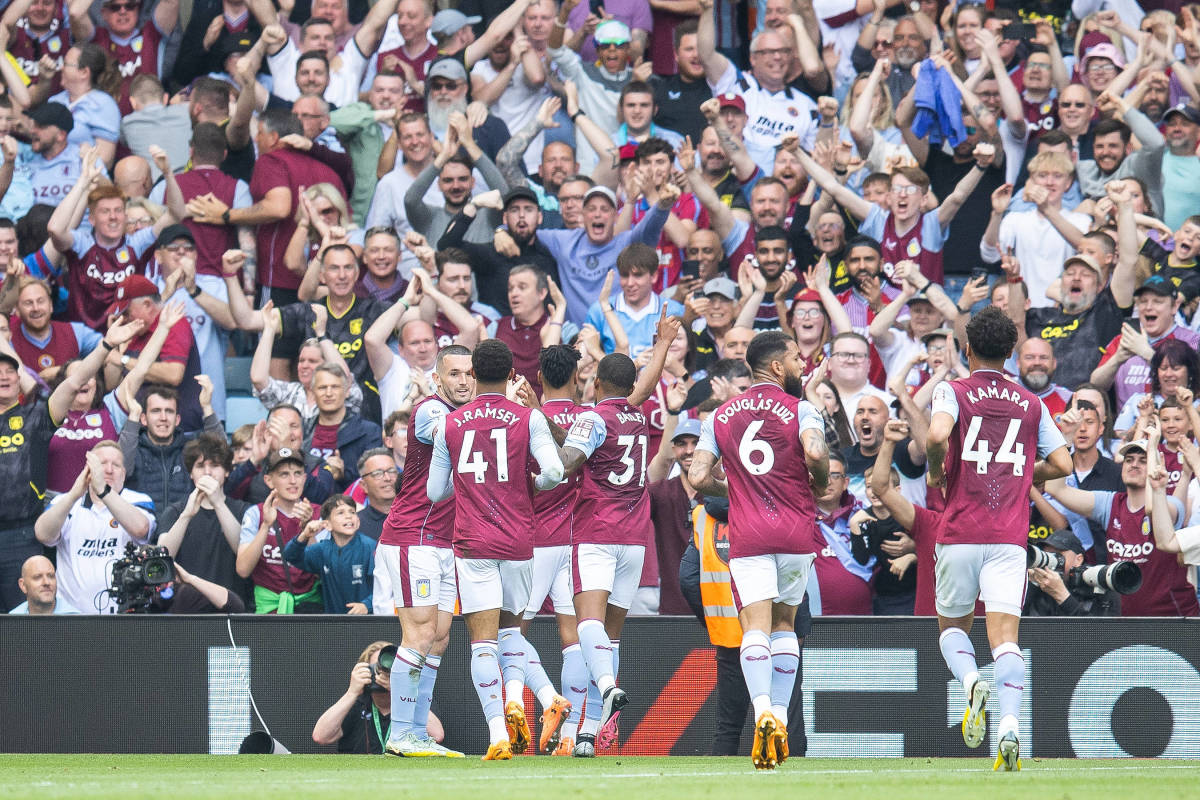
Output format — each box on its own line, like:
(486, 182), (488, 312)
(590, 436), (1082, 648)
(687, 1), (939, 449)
(183, 433), (233, 473)
(755, 225), (788, 245)
(597, 353), (637, 392)
(472, 339), (513, 383)
(320, 494), (356, 520)
(746, 330), (793, 374)
(539, 344), (581, 389)
(436, 343), (471, 370)
(965, 306), (1018, 362)
(617, 243), (659, 276)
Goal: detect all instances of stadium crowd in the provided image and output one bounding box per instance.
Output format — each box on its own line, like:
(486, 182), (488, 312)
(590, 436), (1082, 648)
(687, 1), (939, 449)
(3, 0), (1200, 629)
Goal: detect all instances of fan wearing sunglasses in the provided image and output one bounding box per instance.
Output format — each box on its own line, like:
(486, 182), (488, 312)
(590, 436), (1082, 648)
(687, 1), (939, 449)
(71, 0), (179, 116)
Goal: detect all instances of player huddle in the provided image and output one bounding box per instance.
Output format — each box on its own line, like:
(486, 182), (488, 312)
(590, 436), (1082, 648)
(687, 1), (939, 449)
(375, 305), (1066, 771)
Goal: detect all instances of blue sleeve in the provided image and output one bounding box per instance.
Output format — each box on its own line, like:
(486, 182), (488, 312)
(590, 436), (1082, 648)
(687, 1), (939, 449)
(70, 228), (95, 256)
(413, 399), (446, 444)
(695, 414), (720, 457)
(426, 425), (453, 502)
(721, 218), (749, 256)
(282, 535), (309, 568)
(128, 226), (158, 258)
(1087, 490), (1115, 529)
(71, 323), (103, 354)
(89, 93), (121, 143)
(923, 208), (951, 245)
(858, 203), (886, 240)
(1036, 403), (1068, 458)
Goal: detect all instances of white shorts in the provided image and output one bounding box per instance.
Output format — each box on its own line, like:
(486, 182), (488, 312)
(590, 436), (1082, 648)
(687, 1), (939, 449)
(524, 545), (575, 619)
(376, 544), (457, 612)
(456, 557), (532, 615)
(572, 543), (645, 610)
(934, 542), (1027, 618)
(728, 553), (814, 609)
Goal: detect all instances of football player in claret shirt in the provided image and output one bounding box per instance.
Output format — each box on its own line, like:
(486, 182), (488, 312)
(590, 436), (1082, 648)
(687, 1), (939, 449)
(427, 339), (565, 761)
(925, 307), (1071, 772)
(515, 344), (586, 756)
(376, 344), (474, 759)
(688, 330), (829, 771)
(557, 308), (681, 757)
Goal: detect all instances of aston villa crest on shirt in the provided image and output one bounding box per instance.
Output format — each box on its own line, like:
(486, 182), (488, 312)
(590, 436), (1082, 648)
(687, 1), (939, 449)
(48, 39), (61, 54)
(85, 413), (102, 427)
(906, 239), (922, 257)
(117, 248), (130, 264)
(132, 37), (143, 53)
(349, 319), (363, 335)
(1142, 517), (1152, 537)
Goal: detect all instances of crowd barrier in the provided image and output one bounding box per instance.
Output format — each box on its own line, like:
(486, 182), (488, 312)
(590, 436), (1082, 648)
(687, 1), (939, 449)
(3, 616), (1198, 757)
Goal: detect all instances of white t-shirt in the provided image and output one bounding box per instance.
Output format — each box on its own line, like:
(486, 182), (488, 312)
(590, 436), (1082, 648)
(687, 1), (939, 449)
(470, 59), (551, 174)
(45, 489), (156, 614)
(377, 352), (435, 423)
(709, 63), (818, 176)
(268, 38), (369, 108)
(979, 208), (1090, 308)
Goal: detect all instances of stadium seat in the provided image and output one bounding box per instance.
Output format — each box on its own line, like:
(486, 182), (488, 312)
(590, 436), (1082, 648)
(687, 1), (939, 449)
(225, 396), (267, 435)
(224, 357), (255, 396)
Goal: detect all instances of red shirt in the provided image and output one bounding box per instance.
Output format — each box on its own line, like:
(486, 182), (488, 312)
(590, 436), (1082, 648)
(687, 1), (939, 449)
(380, 394), (455, 548)
(534, 399), (583, 548)
(1103, 492), (1199, 617)
(707, 383), (824, 559)
(567, 397), (652, 546)
(630, 193), (702, 292)
(936, 372), (1048, 548)
(92, 20), (163, 115)
(176, 166), (240, 276)
(250, 148), (346, 290)
(441, 394), (537, 560)
(9, 318), (80, 373)
(375, 41), (436, 113)
(493, 313), (547, 397)
(309, 423), (339, 460)
(251, 503), (319, 597)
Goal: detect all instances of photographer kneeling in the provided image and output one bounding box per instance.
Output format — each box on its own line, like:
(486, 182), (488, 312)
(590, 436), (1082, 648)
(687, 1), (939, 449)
(1025, 530), (1119, 617)
(313, 641), (444, 754)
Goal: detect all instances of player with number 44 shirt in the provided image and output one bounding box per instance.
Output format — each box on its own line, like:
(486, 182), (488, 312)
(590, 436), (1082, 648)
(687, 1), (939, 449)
(925, 307), (1071, 773)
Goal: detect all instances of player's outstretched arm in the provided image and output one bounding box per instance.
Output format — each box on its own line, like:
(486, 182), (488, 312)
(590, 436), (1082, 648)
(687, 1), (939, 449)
(925, 411), (954, 487)
(687, 449), (728, 498)
(1041, 476), (1096, 518)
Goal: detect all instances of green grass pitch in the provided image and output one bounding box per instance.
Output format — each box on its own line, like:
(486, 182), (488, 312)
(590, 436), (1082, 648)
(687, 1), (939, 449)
(4, 755), (1200, 800)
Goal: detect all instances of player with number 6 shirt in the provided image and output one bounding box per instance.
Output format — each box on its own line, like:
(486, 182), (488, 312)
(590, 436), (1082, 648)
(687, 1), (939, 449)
(689, 330), (830, 771)
(925, 307), (1071, 772)
(558, 305), (681, 758)
(427, 339), (565, 761)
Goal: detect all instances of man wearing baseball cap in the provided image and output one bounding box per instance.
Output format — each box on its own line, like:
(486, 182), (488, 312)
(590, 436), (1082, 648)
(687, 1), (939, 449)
(548, 1), (635, 171)
(1016, 251), (1134, 390)
(438, 186), (559, 313)
(647, 416), (706, 616)
(1093, 273), (1200, 408)
(27, 102), (96, 206)
(1023, 529), (1118, 617)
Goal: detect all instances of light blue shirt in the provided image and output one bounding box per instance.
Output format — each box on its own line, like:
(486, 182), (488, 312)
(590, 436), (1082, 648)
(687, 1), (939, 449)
(49, 89), (120, 147)
(9, 597), (81, 614)
(584, 290), (685, 358)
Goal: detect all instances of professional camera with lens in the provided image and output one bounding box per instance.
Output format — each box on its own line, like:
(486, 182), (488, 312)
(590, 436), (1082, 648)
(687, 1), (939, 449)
(109, 543), (176, 613)
(1028, 544), (1142, 596)
(1027, 545), (1065, 571)
(366, 645), (397, 693)
(1067, 561), (1143, 596)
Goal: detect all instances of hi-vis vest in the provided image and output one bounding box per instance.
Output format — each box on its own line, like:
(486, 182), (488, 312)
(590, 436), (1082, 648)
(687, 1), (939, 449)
(692, 505), (742, 647)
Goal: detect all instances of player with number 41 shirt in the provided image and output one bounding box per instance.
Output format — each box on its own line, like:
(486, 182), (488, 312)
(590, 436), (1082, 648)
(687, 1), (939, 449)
(925, 307), (1071, 773)
(689, 330), (830, 772)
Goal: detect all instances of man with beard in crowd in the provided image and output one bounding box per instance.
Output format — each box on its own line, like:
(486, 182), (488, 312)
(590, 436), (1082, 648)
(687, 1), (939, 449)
(438, 187), (558, 314)
(854, 14), (924, 110)
(694, 124), (750, 217)
(369, 113), (438, 279)
(1009, 252), (1133, 391)
(1015, 338), (1073, 420)
(423, 59), (510, 162)
(732, 227), (798, 330)
(404, 114), (507, 245)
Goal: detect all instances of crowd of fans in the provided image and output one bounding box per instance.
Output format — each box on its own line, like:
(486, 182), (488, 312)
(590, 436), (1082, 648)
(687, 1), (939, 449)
(2, 0), (1200, 619)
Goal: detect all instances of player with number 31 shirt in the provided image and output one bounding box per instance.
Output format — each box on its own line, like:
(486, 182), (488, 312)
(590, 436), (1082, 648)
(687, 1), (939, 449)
(689, 330), (829, 772)
(925, 307), (1071, 773)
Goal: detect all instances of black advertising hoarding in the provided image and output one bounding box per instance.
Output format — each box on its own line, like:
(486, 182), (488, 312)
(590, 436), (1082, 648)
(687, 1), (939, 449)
(2, 616), (1198, 757)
